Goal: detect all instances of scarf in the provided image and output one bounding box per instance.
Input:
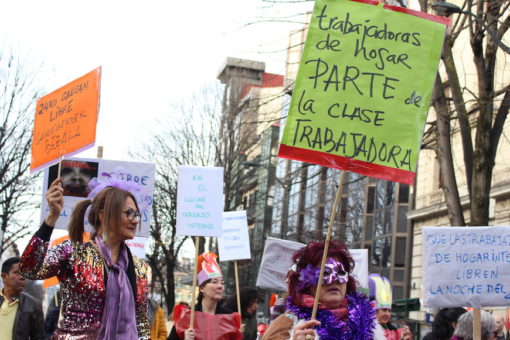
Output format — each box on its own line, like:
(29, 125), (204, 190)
(286, 292), (376, 340)
(299, 294), (349, 319)
(96, 236), (138, 339)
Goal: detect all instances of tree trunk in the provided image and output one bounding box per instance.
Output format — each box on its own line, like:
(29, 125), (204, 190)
(433, 74), (466, 226)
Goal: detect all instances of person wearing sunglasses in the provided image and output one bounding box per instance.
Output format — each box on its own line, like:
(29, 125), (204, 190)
(263, 240), (383, 340)
(19, 169), (151, 340)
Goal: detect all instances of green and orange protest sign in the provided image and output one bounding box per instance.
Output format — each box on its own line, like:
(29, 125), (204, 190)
(31, 67), (102, 172)
(278, 0), (449, 184)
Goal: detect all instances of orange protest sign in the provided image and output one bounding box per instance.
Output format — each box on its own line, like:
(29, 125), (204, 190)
(31, 67), (102, 172)
(42, 233), (90, 288)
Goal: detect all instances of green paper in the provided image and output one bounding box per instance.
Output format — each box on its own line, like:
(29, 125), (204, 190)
(280, 0), (447, 178)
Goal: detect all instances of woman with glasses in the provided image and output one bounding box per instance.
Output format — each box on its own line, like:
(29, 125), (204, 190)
(20, 170), (151, 340)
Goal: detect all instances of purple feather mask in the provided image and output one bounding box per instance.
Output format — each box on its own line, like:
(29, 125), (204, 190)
(297, 258), (349, 290)
(87, 167), (150, 216)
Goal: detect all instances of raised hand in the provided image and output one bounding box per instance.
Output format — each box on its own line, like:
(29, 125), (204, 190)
(45, 178), (64, 226)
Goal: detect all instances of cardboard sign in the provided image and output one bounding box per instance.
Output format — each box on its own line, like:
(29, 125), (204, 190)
(278, 0), (449, 184)
(351, 249), (369, 288)
(218, 211), (251, 262)
(256, 238), (370, 291)
(126, 237), (148, 259)
(256, 237), (306, 291)
(176, 166), (224, 237)
(41, 157), (155, 237)
(423, 226), (510, 308)
(31, 67), (102, 172)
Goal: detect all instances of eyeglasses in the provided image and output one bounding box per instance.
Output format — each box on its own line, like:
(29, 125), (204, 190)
(123, 208), (141, 222)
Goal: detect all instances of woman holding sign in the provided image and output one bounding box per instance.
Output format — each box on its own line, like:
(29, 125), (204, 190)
(169, 252), (242, 340)
(20, 171), (151, 339)
(262, 240), (382, 340)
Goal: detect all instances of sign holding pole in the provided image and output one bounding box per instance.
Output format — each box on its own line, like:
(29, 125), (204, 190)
(31, 67), (102, 172)
(190, 237), (200, 330)
(277, 0), (449, 184)
(311, 171), (345, 320)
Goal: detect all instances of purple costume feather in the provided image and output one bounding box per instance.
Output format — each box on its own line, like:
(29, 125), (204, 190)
(87, 167), (149, 214)
(286, 292), (376, 340)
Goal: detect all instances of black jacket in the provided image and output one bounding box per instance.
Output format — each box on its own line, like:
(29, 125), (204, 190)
(0, 291), (44, 340)
(167, 302), (233, 340)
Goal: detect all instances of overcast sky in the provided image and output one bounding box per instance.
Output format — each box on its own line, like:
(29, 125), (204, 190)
(1, 0), (312, 159)
(0, 0), (313, 254)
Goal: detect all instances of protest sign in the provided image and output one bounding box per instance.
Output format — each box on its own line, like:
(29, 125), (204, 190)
(256, 237), (305, 291)
(351, 249), (369, 288)
(256, 238), (370, 291)
(218, 211), (251, 262)
(31, 67), (102, 172)
(176, 166), (224, 237)
(278, 0), (449, 184)
(423, 226), (510, 308)
(41, 157), (155, 237)
(126, 237), (148, 259)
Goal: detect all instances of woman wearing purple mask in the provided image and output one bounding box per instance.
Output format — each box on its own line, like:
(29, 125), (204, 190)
(262, 240), (383, 340)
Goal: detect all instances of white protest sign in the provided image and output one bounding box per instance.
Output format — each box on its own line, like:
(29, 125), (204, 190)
(423, 226), (510, 308)
(176, 166), (224, 237)
(351, 249), (369, 288)
(126, 237), (148, 259)
(218, 211), (251, 262)
(41, 157), (155, 237)
(256, 237), (306, 291)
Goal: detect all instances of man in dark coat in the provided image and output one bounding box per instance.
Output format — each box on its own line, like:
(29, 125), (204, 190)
(0, 257), (44, 340)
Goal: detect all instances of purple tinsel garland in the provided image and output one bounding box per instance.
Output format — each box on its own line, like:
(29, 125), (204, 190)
(286, 292), (376, 340)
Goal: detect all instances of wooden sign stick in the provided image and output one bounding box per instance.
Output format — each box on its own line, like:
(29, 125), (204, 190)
(57, 152), (64, 178)
(473, 308), (481, 340)
(311, 171), (346, 320)
(54, 286), (58, 306)
(190, 236), (200, 329)
(234, 260), (242, 316)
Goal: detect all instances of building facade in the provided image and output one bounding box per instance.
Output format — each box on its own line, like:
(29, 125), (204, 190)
(217, 57), (284, 292)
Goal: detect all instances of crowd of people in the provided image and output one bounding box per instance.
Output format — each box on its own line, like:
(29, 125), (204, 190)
(0, 175), (508, 339)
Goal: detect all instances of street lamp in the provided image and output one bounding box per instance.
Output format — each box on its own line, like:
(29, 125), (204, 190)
(431, 1), (510, 54)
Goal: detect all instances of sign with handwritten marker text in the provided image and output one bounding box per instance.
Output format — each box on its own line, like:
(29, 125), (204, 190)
(176, 166), (224, 237)
(256, 239), (369, 290)
(218, 211), (251, 262)
(278, 0), (449, 184)
(423, 226), (510, 308)
(256, 237), (305, 291)
(41, 157), (155, 237)
(31, 67), (102, 172)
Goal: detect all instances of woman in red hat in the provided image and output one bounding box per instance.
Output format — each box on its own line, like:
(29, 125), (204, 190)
(168, 252), (242, 340)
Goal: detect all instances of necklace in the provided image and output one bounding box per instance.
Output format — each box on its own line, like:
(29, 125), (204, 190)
(286, 292), (376, 340)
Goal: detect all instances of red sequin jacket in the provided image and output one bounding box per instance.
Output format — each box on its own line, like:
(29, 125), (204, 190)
(20, 223), (150, 339)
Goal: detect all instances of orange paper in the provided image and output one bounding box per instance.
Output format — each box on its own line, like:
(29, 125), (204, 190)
(31, 67), (102, 172)
(42, 233), (90, 288)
